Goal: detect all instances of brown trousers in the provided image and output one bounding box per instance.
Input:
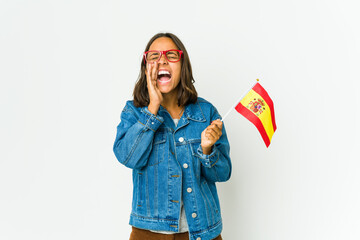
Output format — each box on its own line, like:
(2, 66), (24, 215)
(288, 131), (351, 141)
(130, 227), (223, 240)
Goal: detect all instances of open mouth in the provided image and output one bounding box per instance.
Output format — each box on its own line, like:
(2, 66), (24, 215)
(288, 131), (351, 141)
(157, 70), (172, 84)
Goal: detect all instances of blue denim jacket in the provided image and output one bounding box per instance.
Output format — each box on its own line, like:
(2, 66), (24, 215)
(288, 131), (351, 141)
(113, 97), (231, 240)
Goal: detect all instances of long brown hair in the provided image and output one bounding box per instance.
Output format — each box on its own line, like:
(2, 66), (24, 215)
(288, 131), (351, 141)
(133, 33), (198, 107)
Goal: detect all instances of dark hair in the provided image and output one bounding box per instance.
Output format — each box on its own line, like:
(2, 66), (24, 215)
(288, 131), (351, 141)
(133, 32), (198, 107)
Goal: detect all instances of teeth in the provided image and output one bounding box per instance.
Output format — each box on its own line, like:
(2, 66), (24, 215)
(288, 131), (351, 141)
(158, 70), (171, 75)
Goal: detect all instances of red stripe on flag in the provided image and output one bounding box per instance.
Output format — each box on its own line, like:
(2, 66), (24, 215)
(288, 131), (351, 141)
(252, 83), (277, 131)
(235, 103), (271, 147)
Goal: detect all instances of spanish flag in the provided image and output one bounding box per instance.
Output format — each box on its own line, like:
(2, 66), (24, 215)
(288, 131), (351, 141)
(235, 83), (277, 147)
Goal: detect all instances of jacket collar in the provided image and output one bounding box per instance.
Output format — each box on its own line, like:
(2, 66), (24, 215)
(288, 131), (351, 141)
(157, 100), (206, 122)
(183, 101), (206, 122)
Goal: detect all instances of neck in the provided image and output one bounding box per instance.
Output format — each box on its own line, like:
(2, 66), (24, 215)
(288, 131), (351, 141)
(161, 90), (184, 119)
(161, 89), (179, 110)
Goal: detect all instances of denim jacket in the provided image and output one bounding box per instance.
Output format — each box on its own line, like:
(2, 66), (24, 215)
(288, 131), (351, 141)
(113, 97), (232, 240)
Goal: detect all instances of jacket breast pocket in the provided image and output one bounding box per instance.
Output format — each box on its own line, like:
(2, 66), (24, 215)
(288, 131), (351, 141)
(148, 131), (166, 166)
(189, 139), (203, 158)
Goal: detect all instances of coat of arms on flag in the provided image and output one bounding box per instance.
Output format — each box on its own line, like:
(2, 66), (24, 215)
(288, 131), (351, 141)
(234, 82), (277, 147)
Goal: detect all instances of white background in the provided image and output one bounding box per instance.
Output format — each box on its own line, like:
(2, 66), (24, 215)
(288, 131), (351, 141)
(1, 0), (359, 239)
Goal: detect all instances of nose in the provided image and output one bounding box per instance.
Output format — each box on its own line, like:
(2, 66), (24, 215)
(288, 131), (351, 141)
(158, 52), (168, 64)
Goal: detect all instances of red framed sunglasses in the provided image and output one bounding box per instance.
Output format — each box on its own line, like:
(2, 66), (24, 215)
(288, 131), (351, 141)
(143, 49), (183, 64)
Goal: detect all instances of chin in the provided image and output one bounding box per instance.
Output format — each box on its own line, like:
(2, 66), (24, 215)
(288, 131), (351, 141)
(159, 88), (173, 94)
(157, 80), (180, 95)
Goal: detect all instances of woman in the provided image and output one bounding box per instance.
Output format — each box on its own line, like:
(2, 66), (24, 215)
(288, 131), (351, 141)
(113, 32), (231, 240)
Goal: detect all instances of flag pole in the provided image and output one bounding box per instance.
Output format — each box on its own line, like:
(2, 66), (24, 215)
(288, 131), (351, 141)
(221, 79), (259, 122)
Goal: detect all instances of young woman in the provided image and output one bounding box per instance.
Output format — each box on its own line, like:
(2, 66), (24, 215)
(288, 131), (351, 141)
(113, 33), (231, 240)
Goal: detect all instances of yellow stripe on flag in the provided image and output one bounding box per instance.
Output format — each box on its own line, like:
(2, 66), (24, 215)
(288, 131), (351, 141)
(240, 89), (275, 141)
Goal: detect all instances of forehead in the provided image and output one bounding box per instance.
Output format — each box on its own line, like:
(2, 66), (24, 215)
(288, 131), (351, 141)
(149, 37), (178, 51)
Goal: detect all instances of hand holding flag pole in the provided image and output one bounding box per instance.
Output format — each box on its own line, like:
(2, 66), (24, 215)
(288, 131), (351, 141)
(221, 79), (277, 147)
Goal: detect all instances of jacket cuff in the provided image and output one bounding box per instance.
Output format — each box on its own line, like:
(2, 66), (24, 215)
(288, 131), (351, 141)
(139, 107), (164, 132)
(196, 145), (220, 168)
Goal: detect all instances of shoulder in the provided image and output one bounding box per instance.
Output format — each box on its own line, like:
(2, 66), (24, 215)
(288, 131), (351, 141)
(196, 97), (214, 107)
(196, 97), (217, 112)
(193, 97), (221, 119)
(119, 100), (143, 119)
(122, 100), (141, 112)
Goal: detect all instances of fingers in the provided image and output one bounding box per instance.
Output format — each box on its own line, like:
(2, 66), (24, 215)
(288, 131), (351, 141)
(146, 62), (158, 83)
(205, 128), (218, 140)
(206, 126), (221, 139)
(207, 121), (222, 136)
(204, 121), (222, 140)
(146, 62), (163, 107)
(201, 119), (223, 149)
(152, 62), (158, 82)
(146, 63), (152, 87)
(147, 62), (158, 82)
(211, 124), (222, 136)
(146, 62), (152, 78)
(211, 119), (223, 130)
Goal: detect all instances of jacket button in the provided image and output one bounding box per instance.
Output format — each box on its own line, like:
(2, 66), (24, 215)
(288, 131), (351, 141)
(183, 163), (188, 169)
(178, 137), (184, 142)
(187, 188), (192, 193)
(192, 212), (197, 218)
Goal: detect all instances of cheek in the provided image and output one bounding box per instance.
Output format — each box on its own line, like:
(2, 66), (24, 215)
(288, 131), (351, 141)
(172, 65), (181, 78)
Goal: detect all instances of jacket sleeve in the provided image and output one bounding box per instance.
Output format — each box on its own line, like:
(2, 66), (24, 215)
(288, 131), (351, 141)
(195, 107), (232, 183)
(113, 101), (164, 170)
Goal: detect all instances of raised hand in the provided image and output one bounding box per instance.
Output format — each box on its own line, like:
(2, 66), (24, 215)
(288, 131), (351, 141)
(201, 119), (223, 155)
(146, 62), (163, 115)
